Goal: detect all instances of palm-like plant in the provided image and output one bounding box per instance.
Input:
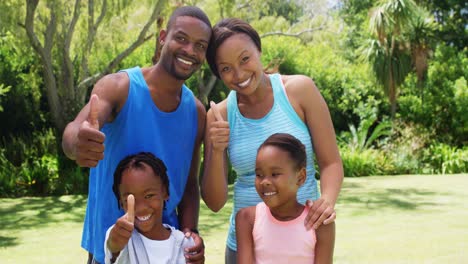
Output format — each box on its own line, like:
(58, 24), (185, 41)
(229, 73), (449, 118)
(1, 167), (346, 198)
(408, 8), (436, 100)
(346, 111), (393, 152)
(363, 0), (434, 117)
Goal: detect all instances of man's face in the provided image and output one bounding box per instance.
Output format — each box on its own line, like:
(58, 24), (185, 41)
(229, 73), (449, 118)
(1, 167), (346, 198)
(159, 16), (212, 80)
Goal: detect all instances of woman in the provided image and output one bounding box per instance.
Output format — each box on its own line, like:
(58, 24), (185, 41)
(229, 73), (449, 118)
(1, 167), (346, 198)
(201, 18), (343, 263)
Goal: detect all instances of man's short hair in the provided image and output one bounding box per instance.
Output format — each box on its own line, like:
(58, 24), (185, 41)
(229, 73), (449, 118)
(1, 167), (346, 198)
(167, 6), (211, 31)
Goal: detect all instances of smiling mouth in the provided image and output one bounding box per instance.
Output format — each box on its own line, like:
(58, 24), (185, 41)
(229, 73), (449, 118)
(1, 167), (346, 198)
(136, 214), (152, 222)
(238, 77), (251, 88)
(263, 191), (277, 196)
(177, 57), (194, 66)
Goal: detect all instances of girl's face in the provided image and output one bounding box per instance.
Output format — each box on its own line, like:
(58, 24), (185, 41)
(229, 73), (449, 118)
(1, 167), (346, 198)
(255, 145), (305, 211)
(215, 33), (265, 96)
(119, 164), (168, 239)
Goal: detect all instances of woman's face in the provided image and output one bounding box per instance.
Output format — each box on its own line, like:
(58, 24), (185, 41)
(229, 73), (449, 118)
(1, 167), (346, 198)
(215, 33), (264, 95)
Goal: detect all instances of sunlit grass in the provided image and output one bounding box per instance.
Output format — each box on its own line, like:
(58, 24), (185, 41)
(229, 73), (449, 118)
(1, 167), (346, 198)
(1, 174), (467, 263)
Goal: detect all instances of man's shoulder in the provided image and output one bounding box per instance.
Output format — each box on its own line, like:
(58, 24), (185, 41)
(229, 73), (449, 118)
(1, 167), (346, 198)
(97, 71), (130, 91)
(93, 71), (131, 111)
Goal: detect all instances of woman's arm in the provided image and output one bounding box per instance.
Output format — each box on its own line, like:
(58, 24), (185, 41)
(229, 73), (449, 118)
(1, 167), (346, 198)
(236, 206), (256, 264)
(200, 101), (230, 212)
(284, 75), (344, 229)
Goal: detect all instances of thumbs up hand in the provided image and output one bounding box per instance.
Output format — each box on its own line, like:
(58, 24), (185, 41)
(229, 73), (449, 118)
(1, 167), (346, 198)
(209, 101), (230, 153)
(107, 194), (135, 254)
(88, 94), (100, 129)
(75, 94), (105, 167)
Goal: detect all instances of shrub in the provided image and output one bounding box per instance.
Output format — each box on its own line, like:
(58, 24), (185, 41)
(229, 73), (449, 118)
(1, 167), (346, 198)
(340, 147), (390, 177)
(421, 144), (468, 174)
(380, 121), (434, 174)
(0, 129), (88, 197)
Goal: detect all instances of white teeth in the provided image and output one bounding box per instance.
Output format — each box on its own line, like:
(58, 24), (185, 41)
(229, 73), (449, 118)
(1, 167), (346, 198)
(263, 192), (277, 196)
(177, 57), (193, 65)
(238, 78), (251, 87)
(136, 214), (151, 221)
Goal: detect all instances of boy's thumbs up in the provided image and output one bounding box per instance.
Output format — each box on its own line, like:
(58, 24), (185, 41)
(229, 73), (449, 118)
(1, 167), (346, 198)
(127, 194), (135, 224)
(88, 94), (100, 129)
(210, 101), (224, 121)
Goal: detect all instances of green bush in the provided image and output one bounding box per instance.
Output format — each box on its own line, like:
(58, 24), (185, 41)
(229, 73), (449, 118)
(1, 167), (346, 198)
(399, 44), (468, 145)
(380, 121), (433, 174)
(0, 129), (88, 197)
(422, 144), (468, 174)
(340, 147), (390, 177)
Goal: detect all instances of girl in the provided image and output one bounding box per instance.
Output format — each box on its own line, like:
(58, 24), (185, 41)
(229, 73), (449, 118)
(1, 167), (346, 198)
(236, 133), (334, 263)
(201, 18), (343, 262)
(104, 152), (194, 264)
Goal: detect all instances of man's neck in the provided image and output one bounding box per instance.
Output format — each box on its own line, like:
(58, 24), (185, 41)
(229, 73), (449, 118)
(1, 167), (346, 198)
(142, 65), (186, 113)
(145, 64), (185, 95)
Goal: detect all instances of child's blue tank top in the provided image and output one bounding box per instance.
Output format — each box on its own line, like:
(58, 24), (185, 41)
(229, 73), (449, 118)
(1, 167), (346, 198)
(81, 67), (198, 263)
(226, 73), (319, 251)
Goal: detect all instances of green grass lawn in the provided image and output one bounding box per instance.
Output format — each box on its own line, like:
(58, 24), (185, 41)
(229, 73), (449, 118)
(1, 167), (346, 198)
(1, 174), (467, 263)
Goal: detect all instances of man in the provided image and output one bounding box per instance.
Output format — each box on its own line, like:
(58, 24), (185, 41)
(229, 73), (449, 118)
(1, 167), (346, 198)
(62, 6), (211, 264)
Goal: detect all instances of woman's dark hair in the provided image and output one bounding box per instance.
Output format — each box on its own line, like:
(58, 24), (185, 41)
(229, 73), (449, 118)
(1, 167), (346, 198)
(206, 18), (262, 78)
(112, 152), (170, 209)
(258, 133), (307, 170)
(167, 6), (211, 31)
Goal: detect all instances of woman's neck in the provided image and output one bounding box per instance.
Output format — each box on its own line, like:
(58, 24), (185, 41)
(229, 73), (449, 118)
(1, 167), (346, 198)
(236, 73), (274, 119)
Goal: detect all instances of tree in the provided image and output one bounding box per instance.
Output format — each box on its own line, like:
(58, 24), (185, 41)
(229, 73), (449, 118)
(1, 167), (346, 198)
(23, 0), (168, 136)
(363, 0), (434, 117)
(418, 0), (467, 50)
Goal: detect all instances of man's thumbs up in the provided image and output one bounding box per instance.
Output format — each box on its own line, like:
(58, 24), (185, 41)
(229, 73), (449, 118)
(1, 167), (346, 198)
(75, 94), (105, 167)
(88, 94), (100, 129)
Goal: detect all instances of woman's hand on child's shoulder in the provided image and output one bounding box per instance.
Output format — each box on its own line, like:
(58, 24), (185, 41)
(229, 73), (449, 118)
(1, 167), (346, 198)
(304, 198), (336, 230)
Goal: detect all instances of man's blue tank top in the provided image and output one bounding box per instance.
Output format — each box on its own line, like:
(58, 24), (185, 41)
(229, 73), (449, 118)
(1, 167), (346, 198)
(81, 67), (198, 263)
(226, 73), (319, 251)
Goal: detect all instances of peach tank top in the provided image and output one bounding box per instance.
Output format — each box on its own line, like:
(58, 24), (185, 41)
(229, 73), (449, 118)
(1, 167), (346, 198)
(253, 202), (316, 263)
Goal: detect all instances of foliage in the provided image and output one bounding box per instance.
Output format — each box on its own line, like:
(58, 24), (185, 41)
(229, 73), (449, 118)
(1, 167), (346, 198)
(0, 84), (10, 112)
(340, 147), (388, 177)
(338, 102), (393, 177)
(421, 144), (468, 174)
(362, 0), (435, 117)
(0, 31), (48, 137)
(418, 0), (468, 50)
(399, 44), (468, 145)
(0, 129), (88, 197)
(340, 103), (392, 152)
(380, 121), (433, 174)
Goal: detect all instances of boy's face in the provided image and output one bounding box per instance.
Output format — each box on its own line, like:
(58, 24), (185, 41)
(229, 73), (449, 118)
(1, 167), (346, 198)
(159, 16), (211, 80)
(119, 164), (168, 238)
(255, 146), (304, 210)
